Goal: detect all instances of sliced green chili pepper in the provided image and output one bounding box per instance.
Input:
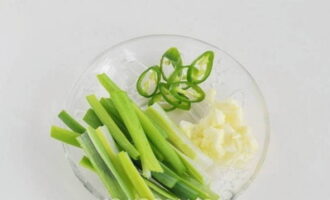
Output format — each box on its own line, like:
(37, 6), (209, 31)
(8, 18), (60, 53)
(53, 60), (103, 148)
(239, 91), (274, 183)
(148, 92), (176, 112)
(187, 51), (214, 84)
(175, 99), (191, 110)
(160, 47), (182, 81)
(168, 66), (190, 83)
(135, 48), (214, 112)
(170, 82), (205, 103)
(159, 83), (191, 110)
(136, 66), (161, 97)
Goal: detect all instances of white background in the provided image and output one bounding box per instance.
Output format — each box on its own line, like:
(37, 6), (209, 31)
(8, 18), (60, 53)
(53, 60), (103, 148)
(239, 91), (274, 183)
(1, 0), (329, 199)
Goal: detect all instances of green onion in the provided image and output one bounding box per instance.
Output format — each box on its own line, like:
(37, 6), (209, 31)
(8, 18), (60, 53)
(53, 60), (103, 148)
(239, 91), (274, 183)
(150, 143), (164, 161)
(86, 95), (139, 160)
(133, 103), (186, 174)
(98, 126), (119, 154)
(97, 74), (162, 172)
(87, 127), (136, 200)
(58, 110), (86, 133)
(144, 179), (178, 200)
(152, 172), (178, 188)
(79, 156), (95, 172)
(160, 47), (182, 81)
(97, 73), (121, 93)
(50, 126), (80, 147)
(99, 98), (131, 139)
(95, 127), (136, 198)
(99, 98), (121, 119)
(83, 109), (103, 129)
(171, 181), (199, 200)
(111, 91), (162, 174)
(171, 144), (205, 184)
(146, 104), (214, 170)
(145, 104), (196, 158)
(77, 133), (126, 199)
(188, 51), (214, 84)
(136, 66), (161, 97)
(118, 151), (155, 200)
(160, 163), (214, 200)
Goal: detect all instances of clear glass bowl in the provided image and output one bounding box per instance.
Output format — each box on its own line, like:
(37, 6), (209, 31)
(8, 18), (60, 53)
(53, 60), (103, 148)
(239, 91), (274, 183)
(62, 35), (270, 200)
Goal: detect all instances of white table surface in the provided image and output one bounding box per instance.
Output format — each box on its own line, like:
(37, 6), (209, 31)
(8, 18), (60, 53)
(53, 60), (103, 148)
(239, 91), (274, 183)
(1, 0), (329, 199)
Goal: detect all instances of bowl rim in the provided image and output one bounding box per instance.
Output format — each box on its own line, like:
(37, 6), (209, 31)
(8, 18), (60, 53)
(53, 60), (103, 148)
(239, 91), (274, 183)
(62, 34), (270, 200)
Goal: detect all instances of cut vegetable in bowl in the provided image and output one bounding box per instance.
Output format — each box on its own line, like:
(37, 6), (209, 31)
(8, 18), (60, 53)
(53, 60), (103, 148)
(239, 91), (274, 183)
(148, 92), (176, 112)
(136, 66), (161, 97)
(49, 45), (265, 200)
(53, 35), (270, 200)
(137, 47), (215, 112)
(160, 47), (182, 81)
(50, 72), (220, 200)
(180, 89), (258, 166)
(187, 51), (214, 84)
(170, 82), (205, 103)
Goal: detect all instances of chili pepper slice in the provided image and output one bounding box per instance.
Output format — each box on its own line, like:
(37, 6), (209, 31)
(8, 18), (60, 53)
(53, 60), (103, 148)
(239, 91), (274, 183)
(170, 82), (205, 103)
(136, 66), (161, 97)
(175, 98), (191, 110)
(160, 47), (182, 81)
(168, 65), (190, 83)
(187, 51), (214, 84)
(159, 83), (191, 110)
(148, 92), (176, 112)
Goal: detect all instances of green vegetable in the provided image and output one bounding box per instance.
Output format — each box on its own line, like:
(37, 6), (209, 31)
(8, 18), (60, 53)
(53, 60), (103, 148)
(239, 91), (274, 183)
(118, 151), (155, 200)
(160, 47), (182, 81)
(159, 83), (191, 110)
(152, 172), (178, 188)
(111, 91), (162, 175)
(50, 126), (80, 147)
(135, 48), (215, 112)
(162, 164), (219, 200)
(83, 109), (103, 129)
(50, 69), (221, 200)
(144, 179), (178, 200)
(133, 103), (186, 174)
(87, 127), (136, 200)
(160, 163), (215, 200)
(97, 73), (121, 93)
(79, 156), (95, 172)
(150, 144), (164, 161)
(168, 65), (189, 83)
(145, 104), (196, 158)
(77, 133), (126, 199)
(98, 126), (120, 154)
(171, 144), (204, 184)
(188, 51), (214, 83)
(100, 98), (131, 139)
(58, 110), (86, 133)
(148, 93), (176, 112)
(97, 74), (162, 173)
(86, 95), (139, 160)
(171, 181), (199, 200)
(100, 98), (121, 119)
(170, 82), (205, 103)
(136, 66), (161, 97)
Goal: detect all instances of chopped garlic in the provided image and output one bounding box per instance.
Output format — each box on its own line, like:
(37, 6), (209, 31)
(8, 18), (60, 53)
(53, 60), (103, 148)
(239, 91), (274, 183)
(179, 89), (258, 166)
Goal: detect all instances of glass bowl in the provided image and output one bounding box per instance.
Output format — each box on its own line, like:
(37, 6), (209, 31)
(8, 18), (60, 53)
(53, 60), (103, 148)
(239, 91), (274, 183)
(62, 34), (270, 200)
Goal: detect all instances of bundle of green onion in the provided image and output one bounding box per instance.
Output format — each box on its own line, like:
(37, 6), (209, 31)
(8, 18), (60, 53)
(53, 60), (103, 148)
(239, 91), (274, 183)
(136, 47), (214, 111)
(50, 73), (219, 200)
